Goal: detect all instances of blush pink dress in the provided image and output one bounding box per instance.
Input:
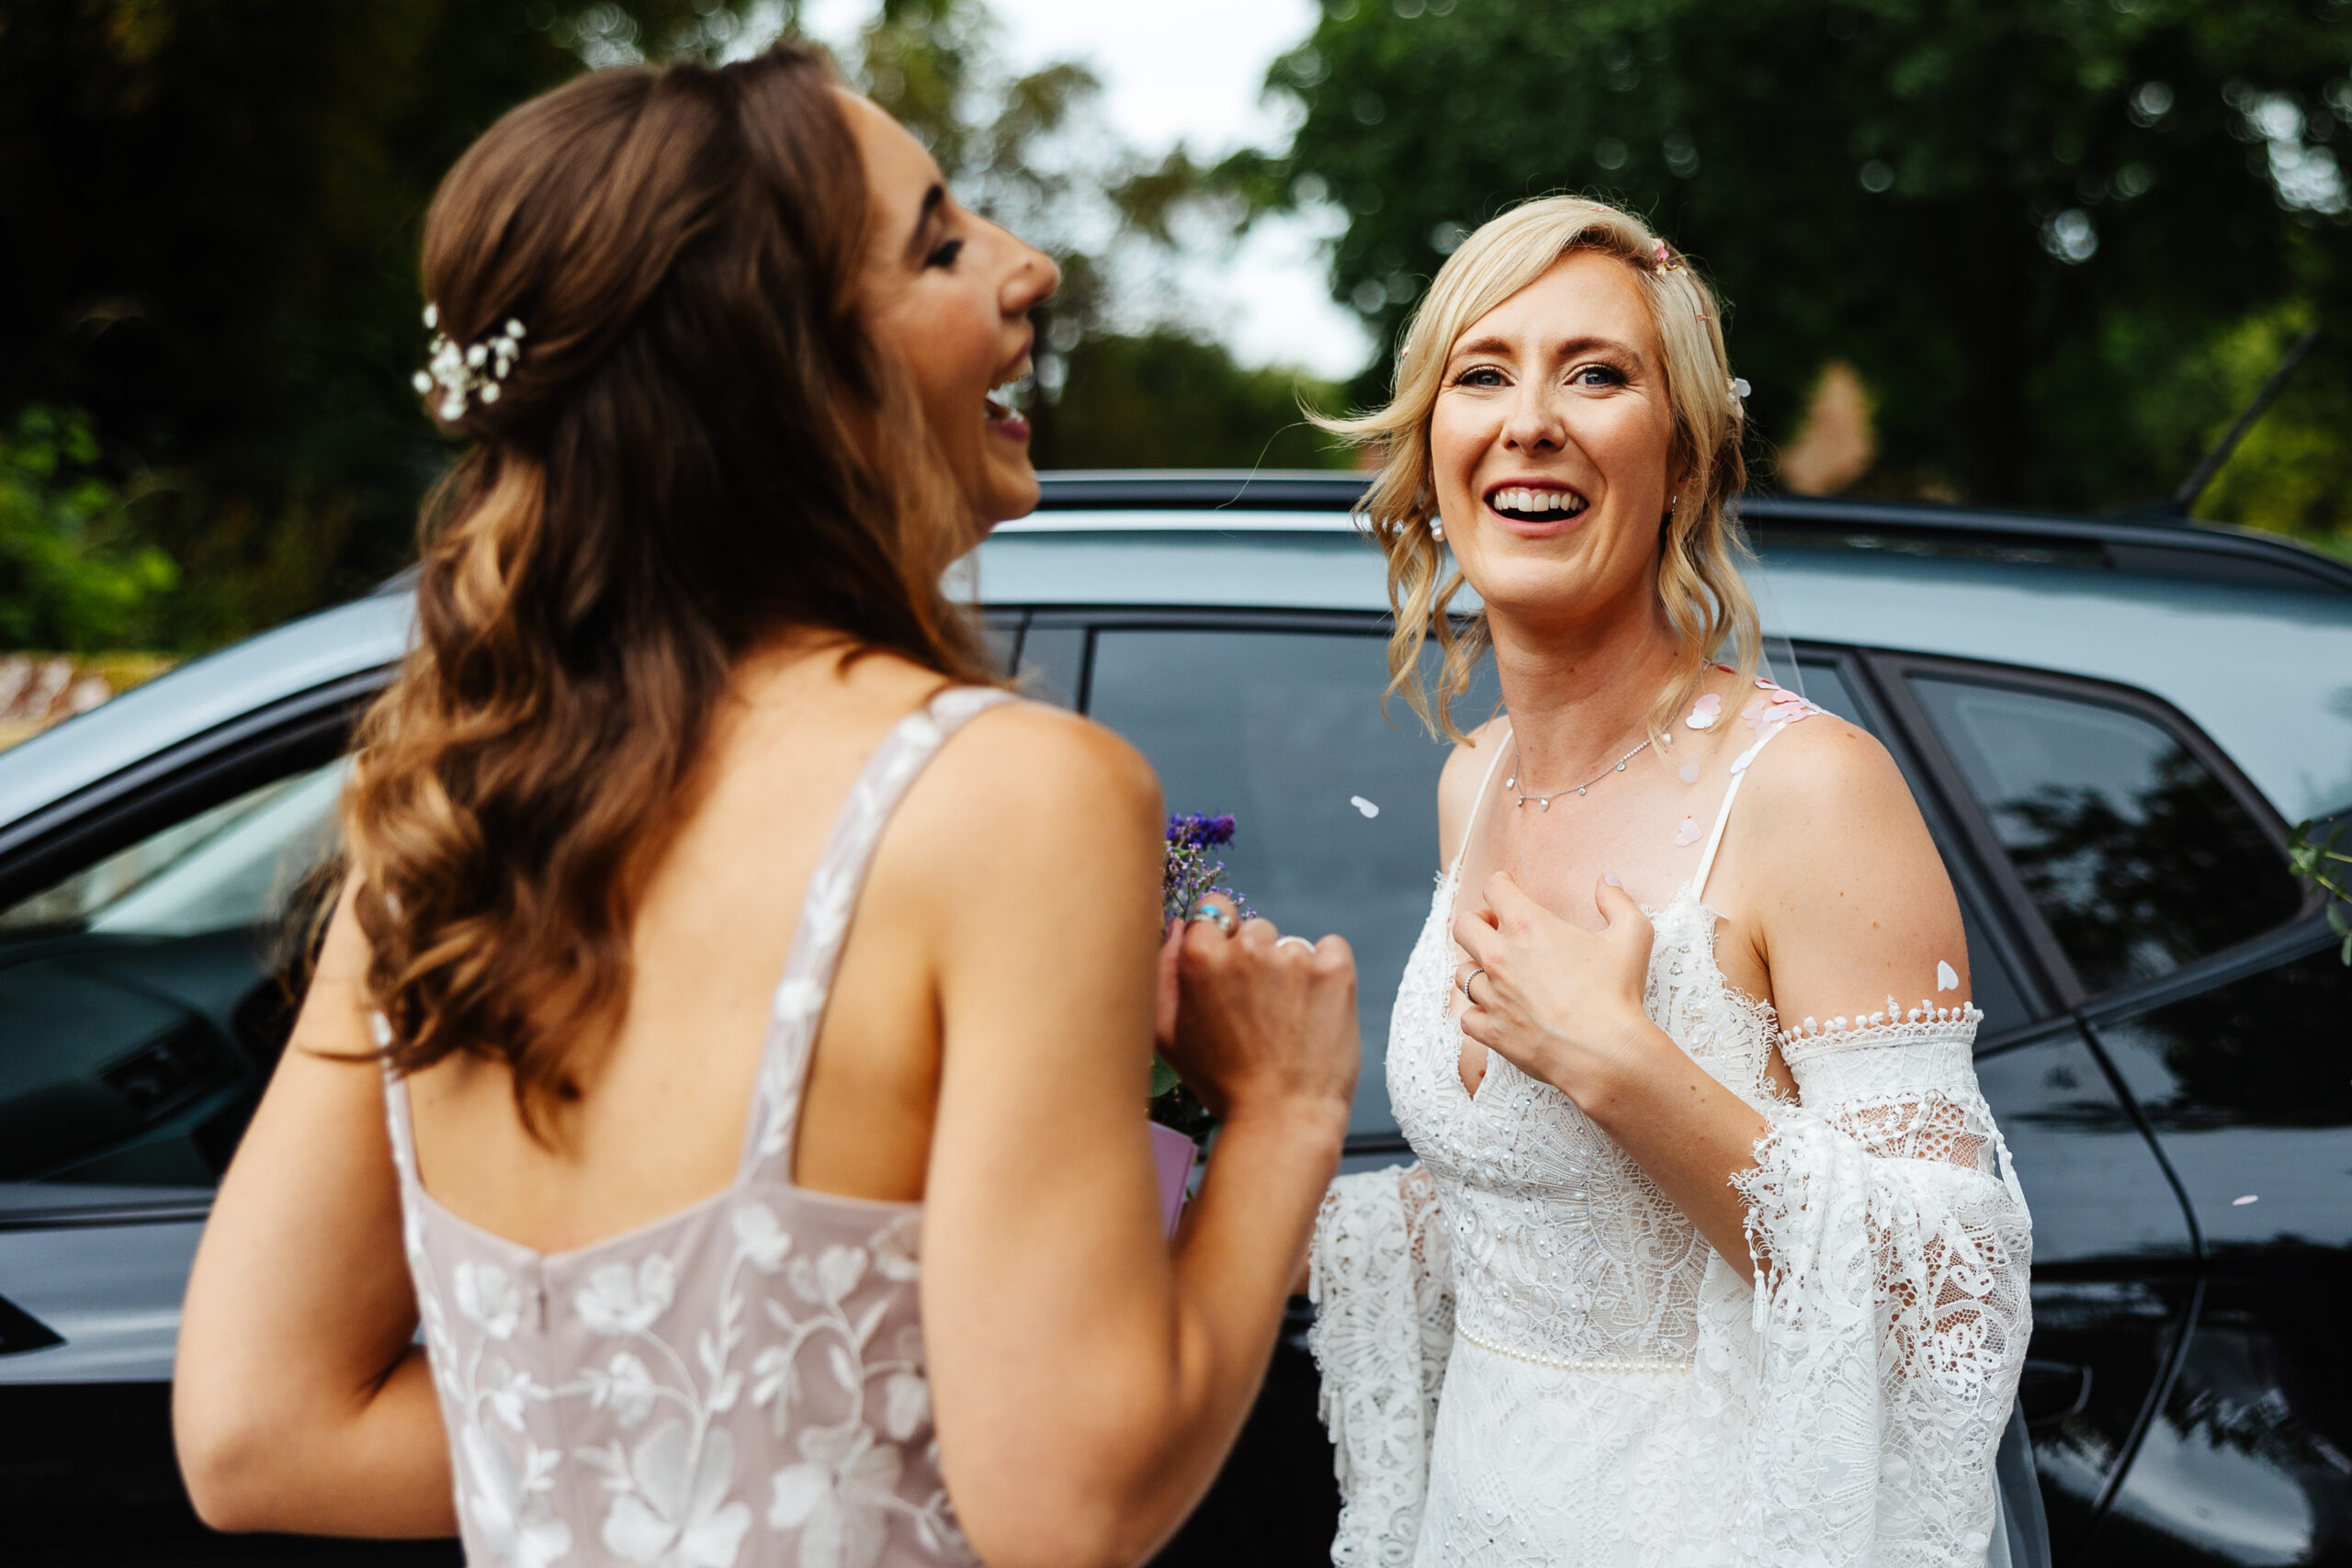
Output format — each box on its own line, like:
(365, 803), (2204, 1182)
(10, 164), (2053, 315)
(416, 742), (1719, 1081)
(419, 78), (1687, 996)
(385, 687), (1012, 1568)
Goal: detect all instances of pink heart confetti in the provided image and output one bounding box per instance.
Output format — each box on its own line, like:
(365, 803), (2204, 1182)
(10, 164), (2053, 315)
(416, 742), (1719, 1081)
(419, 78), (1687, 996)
(1770, 687), (1808, 707)
(1685, 693), (1723, 730)
(1742, 699), (1769, 731)
(1674, 815), (1702, 847)
(1756, 677), (1780, 690)
(1679, 759), (1701, 783)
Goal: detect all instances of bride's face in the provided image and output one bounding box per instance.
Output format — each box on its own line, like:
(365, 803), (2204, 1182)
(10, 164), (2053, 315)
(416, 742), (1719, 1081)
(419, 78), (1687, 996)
(841, 91), (1058, 531)
(1428, 251), (1680, 635)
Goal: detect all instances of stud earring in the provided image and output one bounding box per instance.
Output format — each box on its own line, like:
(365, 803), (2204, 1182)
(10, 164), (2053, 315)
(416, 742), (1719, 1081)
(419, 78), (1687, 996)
(1429, 513), (1446, 543)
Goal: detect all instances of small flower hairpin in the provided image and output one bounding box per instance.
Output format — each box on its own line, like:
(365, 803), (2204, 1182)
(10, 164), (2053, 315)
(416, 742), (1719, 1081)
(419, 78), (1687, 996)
(1651, 239), (1684, 272)
(412, 304), (526, 423)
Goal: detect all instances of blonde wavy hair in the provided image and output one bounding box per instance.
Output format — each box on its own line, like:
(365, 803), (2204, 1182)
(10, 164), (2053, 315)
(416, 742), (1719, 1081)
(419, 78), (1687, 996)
(1322, 195), (1758, 746)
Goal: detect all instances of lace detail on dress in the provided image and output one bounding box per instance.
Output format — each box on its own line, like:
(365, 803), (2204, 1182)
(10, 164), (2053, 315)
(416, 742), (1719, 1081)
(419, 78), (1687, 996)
(1731, 1015), (2033, 1565)
(1309, 1164), (1453, 1567)
(1307, 714), (2033, 1566)
(388, 688), (1011, 1568)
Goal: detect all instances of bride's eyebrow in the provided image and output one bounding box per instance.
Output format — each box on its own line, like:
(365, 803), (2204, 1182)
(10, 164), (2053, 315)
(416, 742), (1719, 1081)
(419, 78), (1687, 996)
(902, 183), (947, 261)
(1553, 334), (1639, 362)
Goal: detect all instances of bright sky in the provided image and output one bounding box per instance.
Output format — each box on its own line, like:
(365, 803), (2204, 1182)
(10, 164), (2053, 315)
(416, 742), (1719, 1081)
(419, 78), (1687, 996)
(799, 0), (1374, 378)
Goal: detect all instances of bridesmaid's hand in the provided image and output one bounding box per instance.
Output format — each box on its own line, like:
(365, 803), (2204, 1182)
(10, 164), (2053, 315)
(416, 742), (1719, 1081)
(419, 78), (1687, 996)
(1161, 897), (1359, 1134)
(1453, 871), (1666, 1105)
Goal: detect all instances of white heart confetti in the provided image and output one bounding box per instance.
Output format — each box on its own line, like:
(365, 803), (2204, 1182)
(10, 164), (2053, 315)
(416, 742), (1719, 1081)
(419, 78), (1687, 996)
(1679, 759), (1701, 783)
(1936, 961), (1959, 992)
(1350, 795), (1379, 818)
(1674, 815), (1702, 847)
(2233, 1194), (2259, 1206)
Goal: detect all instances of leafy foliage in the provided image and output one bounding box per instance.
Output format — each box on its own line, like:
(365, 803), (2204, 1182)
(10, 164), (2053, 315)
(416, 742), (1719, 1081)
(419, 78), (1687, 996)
(0, 0), (1342, 654)
(2288, 816), (2352, 963)
(0, 406), (176, 650)
(1255, 0), (2352, 534)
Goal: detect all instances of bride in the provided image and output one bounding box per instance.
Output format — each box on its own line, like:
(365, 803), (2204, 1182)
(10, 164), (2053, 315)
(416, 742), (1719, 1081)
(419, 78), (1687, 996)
(1306, 196), (2034, 1567)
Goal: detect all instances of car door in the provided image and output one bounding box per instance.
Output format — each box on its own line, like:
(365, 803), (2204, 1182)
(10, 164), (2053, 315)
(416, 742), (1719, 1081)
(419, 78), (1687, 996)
(1873, 654), (2346, 1566)
(0, 674), (461, 1565)
(1055, 610), (1481, 1564)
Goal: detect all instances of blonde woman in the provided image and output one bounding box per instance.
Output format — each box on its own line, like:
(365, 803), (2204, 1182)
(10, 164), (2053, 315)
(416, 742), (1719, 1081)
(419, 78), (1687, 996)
(1305, 196), (2034, 1566)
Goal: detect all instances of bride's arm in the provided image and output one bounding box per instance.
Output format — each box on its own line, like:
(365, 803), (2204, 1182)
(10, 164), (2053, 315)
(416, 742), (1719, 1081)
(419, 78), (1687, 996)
(912, 704), (1359, 1568)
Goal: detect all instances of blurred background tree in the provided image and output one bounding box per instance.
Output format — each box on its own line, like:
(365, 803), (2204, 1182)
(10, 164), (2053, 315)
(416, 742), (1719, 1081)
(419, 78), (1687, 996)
(6, 0), (2350, 659)
(1250, 0), (2352, 550)
(0, 0), (1340, 655)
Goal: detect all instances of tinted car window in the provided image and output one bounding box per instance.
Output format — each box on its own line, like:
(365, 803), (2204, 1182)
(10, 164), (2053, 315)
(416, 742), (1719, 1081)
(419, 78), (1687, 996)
(1909, 676), (2300, 994)
(0, 759), (344, 1186)
(1087, 628), (1486, 1136)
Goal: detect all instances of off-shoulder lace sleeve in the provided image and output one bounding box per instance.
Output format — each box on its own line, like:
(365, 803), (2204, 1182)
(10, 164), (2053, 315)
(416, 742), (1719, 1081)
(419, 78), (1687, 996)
(1723, 1001), (2033, 1567)
(1306, 1162), (1454, 1567)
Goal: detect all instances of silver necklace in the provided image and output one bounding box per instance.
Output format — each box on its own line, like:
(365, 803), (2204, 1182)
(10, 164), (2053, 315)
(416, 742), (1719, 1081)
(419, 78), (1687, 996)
(1506, 737), (1654, 810)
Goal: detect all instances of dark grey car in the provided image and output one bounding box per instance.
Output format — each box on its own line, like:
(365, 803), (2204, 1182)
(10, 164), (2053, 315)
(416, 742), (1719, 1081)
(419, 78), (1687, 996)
(3, 473), (2349, 1566)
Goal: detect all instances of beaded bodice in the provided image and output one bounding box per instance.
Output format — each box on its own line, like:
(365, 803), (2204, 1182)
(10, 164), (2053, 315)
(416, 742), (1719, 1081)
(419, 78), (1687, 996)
(1388, 869), (1778, 1371)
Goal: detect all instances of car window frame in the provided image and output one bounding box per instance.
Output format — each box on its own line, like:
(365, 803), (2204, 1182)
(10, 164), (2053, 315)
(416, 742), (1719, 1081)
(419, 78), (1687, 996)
(1855, 649), (2312, 1013)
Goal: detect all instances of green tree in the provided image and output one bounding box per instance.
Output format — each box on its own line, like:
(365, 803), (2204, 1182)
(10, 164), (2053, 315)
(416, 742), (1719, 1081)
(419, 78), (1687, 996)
(1252, 0), (2352, 533)
(0, 405), (176, 650)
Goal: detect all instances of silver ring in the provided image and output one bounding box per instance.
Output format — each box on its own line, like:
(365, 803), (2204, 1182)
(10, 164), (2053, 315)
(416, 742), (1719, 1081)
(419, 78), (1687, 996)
(1459, 965), (1484, 999)
(1275, 935), (1315, 953)
(1187, 903), (1236, 935)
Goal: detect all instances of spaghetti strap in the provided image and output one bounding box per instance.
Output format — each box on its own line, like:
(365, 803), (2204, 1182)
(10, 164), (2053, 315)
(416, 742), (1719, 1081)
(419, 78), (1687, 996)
(741, 685), (1016, 1178)
(1450, 721), (1516, 877)
(1692, 716), (1795, 900)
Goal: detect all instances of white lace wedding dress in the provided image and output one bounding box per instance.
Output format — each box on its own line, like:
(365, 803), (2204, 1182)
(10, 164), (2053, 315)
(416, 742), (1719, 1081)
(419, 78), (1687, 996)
(1308, 715), (2033, 1568)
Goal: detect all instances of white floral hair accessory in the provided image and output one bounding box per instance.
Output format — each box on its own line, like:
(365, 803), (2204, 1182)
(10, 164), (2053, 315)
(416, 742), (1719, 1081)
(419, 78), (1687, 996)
(411, 304), (526, 422)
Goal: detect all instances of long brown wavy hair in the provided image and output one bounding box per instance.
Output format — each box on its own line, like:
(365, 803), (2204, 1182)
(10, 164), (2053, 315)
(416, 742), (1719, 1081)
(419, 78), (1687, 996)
(341, 46), (997, 1136)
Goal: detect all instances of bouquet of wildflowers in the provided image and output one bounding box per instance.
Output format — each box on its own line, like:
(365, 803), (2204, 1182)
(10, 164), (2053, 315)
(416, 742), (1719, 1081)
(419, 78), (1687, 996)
(1152, 813), (1250, 1140)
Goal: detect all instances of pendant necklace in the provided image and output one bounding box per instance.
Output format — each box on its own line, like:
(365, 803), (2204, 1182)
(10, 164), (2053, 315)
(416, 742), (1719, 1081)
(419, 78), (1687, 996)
(1506, 736), (1654, 811)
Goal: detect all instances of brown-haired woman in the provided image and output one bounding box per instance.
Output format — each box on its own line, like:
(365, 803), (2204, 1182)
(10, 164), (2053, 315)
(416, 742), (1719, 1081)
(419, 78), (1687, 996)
(172, 45), (1360, 1568)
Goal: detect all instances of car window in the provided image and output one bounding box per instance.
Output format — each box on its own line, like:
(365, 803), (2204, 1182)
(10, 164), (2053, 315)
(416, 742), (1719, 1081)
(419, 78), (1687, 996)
(1909, 676), (2301, 996)
(0, 758), (346, 1187)
(1086, 627), (1491, 1136)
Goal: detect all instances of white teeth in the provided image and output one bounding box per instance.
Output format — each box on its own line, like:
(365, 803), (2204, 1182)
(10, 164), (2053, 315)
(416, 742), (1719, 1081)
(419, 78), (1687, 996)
(1491, 488), (1584, 514)
(987, 376), (1032, 414)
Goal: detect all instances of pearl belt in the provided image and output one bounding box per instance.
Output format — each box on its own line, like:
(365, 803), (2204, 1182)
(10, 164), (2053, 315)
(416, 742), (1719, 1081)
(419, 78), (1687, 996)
(1458, 1325), (1694, 1375)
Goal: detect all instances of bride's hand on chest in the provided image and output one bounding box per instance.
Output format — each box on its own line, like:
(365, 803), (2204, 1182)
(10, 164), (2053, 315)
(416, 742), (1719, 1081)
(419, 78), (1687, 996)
(1451, 870), (1671, 1104)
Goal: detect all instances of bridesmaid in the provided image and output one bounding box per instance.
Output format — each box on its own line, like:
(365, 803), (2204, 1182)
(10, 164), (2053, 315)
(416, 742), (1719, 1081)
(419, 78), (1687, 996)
(173, 44), (1359, 1568)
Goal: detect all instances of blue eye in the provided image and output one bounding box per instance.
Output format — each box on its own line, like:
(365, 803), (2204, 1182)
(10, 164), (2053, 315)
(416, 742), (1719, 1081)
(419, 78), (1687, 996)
(1572, 365), (1628, 388)
(1455, 366), (1506, 388)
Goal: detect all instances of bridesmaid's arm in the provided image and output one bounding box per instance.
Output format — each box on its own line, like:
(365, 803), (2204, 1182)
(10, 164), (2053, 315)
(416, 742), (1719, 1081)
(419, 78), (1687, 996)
(910, 704), (1357, 1568)
(173, 878), (456, 1537)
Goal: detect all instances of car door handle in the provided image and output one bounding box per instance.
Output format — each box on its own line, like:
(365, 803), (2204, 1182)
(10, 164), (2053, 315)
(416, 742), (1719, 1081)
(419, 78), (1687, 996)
(0, 1293), (64, 1356)
(2018, 1358), (2092, 1426)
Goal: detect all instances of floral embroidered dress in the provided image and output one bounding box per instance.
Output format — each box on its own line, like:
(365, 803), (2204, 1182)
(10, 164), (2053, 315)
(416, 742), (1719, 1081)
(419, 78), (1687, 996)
(386, 687), (1013, 1568)
(1308, 693), (2034, 1568)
